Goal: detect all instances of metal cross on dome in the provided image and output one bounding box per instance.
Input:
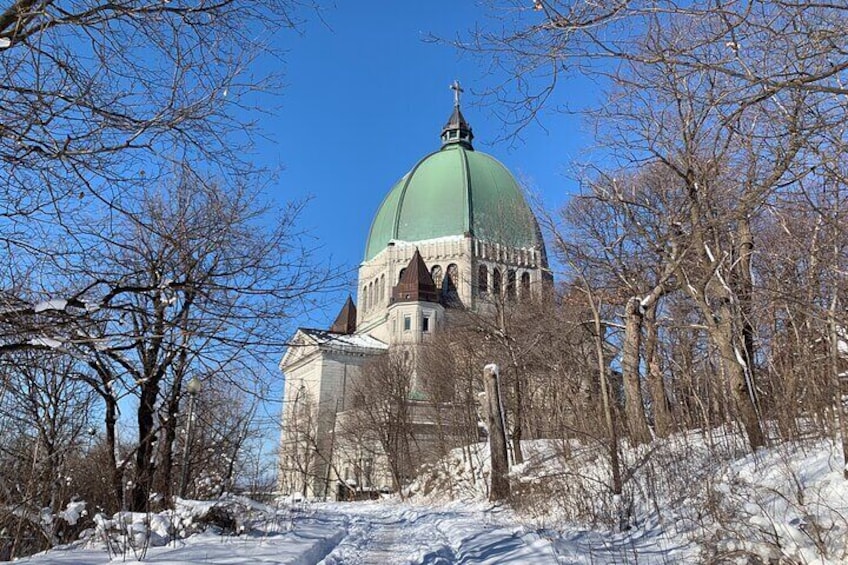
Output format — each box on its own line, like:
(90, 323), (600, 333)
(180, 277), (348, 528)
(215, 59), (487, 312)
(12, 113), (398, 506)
(450, 80), (463, 107)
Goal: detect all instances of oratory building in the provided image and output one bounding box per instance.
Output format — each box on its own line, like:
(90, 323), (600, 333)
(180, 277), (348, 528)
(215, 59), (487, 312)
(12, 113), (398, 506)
(278, 84), (549, 499)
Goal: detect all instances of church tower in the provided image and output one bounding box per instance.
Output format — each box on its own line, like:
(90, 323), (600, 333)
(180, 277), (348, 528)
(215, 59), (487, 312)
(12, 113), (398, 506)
(278, 83), (549, 499)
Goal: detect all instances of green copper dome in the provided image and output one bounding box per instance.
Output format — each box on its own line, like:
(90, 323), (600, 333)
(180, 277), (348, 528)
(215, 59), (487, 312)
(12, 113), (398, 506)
(364, 115), (541, 261)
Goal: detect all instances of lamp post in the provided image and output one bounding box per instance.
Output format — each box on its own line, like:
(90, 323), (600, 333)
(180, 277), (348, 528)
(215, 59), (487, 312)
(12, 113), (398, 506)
(178, 376), (202, 498)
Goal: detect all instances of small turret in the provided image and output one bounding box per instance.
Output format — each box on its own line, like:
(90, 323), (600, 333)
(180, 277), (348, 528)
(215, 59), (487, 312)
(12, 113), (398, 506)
(329, 295), (357, 334)
(440, 80), (474, 149)
(391, 249), (439, 304)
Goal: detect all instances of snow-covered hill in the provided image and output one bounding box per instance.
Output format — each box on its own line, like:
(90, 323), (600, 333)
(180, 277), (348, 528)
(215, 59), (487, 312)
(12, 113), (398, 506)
(408, 431), (848, 563)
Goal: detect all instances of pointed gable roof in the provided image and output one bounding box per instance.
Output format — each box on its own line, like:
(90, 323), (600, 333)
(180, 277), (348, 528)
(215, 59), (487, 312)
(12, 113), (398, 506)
(329, 295), (357, 334)
(391, 249), (439, 304)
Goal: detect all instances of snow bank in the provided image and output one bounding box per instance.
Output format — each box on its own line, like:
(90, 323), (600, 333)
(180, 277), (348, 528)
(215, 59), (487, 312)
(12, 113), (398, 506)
(19, 497), (345, 565)
(701, 440), (848, 563)
(408, 429), (848, 563)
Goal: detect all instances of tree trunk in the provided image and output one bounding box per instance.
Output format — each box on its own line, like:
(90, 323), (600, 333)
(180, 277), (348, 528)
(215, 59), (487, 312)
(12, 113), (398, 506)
(735, 216), (759, 407)
(131, 381), (160, 511)
(157, 387), (180, 505)
(104, 394), (124, 510)
(714, 302), (765, 451)
(681, 199), (764, 451)
(644, 303), (672, 437)
(483, 364), (510, 501)
(511, 370), (524, 464)
(498, 304), (524, 464)
(622, 297), (652, 444)
(584, 291), (623, 498)
(158, 349), (188, 504)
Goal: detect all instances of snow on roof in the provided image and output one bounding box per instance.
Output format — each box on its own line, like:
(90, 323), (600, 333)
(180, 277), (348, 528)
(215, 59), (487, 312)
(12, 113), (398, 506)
(301, 328), (388, 351)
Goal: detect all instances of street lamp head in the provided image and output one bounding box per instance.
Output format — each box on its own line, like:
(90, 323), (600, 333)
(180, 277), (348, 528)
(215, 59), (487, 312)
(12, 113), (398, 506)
(186, 376), (202, 396)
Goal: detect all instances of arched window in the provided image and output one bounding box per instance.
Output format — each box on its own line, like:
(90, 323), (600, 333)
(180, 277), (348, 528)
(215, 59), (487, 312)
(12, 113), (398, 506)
(398, 268), (406, 283)
(507, 270), (517, 300)
(492, 268), (502, 296)
(362, 286), (368, 311)
(380, 274), (386, 303)
(521, 272), (531, 298)
(368, 282), (374, 310)
(478, 265), (488, 294)
(443, 263), (460, 306)
(446, 264), (459, 287)
(430, 265), (443, 290)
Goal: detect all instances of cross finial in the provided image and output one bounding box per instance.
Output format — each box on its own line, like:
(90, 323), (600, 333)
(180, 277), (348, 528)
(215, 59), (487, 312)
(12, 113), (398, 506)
(450, 80), (463, 107)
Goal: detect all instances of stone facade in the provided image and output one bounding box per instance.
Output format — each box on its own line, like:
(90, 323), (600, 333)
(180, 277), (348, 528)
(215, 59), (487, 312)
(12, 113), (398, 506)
(277, 330), (387, 498)
(357, 236), (546, 341)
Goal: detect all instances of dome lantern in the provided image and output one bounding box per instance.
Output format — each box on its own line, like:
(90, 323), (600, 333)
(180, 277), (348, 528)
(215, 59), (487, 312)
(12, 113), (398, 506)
(441, 80), (474, 149)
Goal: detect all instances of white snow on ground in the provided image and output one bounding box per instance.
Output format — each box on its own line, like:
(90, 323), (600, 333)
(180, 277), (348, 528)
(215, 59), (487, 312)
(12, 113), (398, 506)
(17, 508), (347, 565)
(16, 434), (848, 564)
(319, 501), (560, 564)
(407, 431), (848, 563)
(17, 501), (559, 564)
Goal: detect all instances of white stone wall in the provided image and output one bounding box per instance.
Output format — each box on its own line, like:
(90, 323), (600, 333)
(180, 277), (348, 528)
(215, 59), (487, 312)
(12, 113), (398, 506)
(278, 354), (321, 498)
(385, 301), (444, 346)
(357, 235), (547, 339)
(278, 338), (382, 499)
(356, 236), (472, 338)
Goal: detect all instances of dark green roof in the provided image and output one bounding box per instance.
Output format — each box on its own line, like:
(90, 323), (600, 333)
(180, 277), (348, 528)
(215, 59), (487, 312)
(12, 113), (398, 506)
(364, 144), (541, 261)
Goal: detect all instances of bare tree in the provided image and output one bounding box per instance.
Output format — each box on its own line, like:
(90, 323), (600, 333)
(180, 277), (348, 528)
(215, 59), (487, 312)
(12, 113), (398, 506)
(0, 351), (95, 559)
(342, 351), (418, 495)
(278, 384), (320, 498)
(1, 169), (336, 512)
(0, 0), (319, 389)
(556, 168), (687, 444)
(468, 1), (848, 451)
(0, 1), (332, 514)
(173, 377), (262, 499)
(0, 0), (308, 243)
(471, 2), (848, 134)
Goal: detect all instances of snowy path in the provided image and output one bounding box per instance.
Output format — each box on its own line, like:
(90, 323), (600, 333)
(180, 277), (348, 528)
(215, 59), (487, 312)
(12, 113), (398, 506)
(15, 499), (695, 564)
(17, 500), (563, 564)
(315, 501), (560, 564)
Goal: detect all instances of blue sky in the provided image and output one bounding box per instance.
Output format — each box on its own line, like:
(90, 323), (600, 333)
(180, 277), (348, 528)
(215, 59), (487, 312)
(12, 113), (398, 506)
(251, 2), (593, 328)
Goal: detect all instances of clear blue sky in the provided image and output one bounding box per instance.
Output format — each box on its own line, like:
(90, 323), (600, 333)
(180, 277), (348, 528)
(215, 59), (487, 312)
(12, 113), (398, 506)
(253, 2), (593, 329)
